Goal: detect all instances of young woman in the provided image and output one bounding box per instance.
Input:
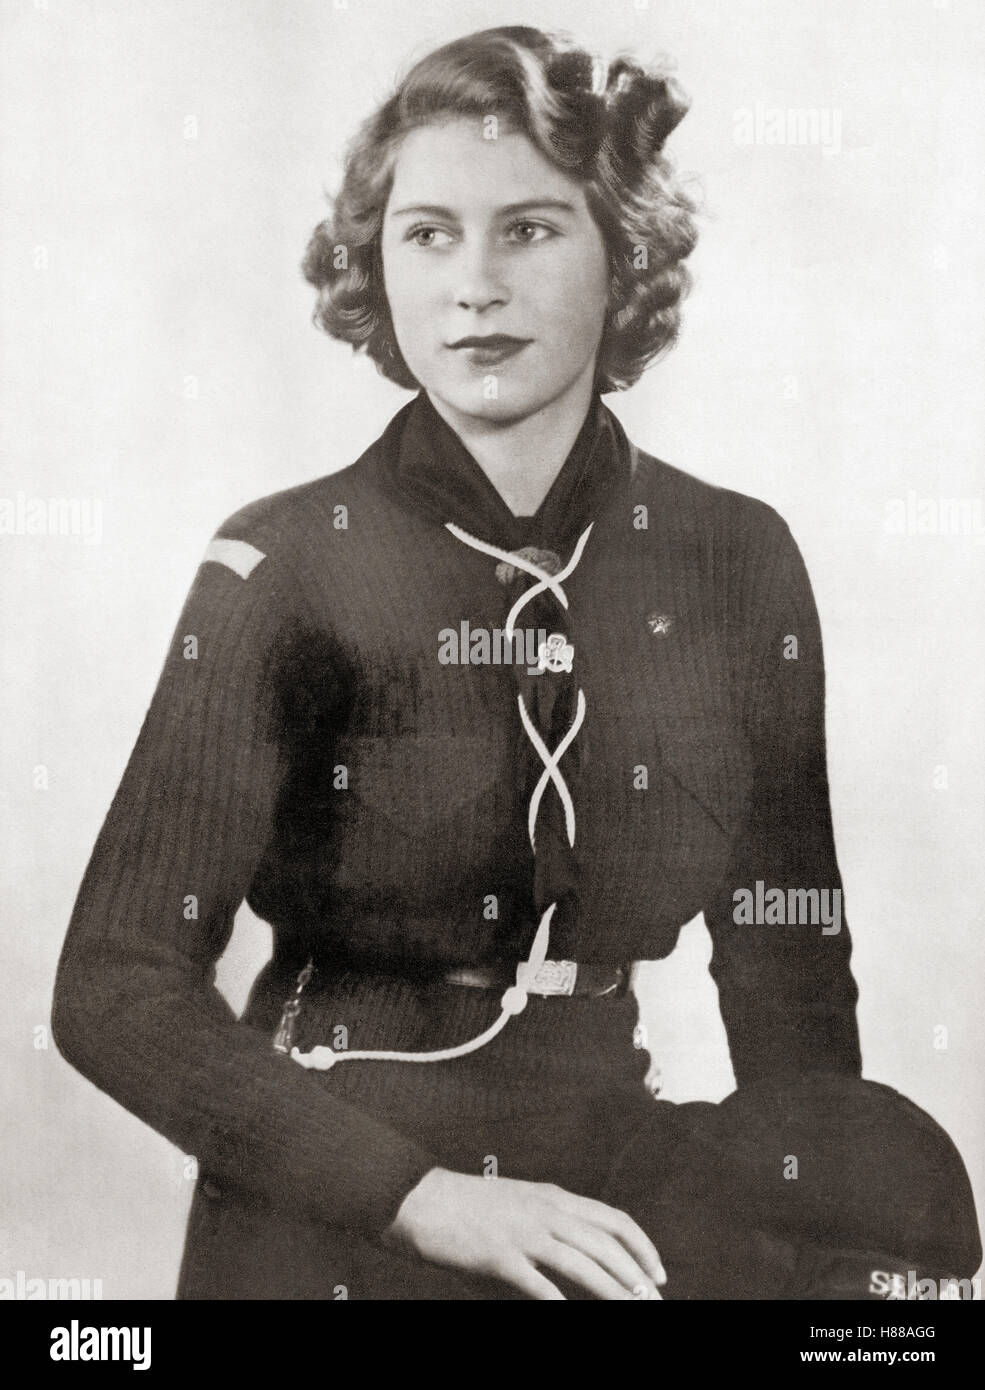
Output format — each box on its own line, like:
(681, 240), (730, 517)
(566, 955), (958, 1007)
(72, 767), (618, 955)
(53, 25), (979, 1300)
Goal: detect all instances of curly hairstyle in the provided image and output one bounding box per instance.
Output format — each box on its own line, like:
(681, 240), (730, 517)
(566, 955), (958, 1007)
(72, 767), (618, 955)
(302, 25), (699, 394)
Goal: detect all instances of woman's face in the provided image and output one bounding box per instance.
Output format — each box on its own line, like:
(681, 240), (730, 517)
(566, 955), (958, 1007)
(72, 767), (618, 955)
(380, 118), (610, 424)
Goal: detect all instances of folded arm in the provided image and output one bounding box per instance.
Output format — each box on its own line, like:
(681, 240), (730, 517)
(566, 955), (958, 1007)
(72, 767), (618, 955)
(52, 526), (439, 1235)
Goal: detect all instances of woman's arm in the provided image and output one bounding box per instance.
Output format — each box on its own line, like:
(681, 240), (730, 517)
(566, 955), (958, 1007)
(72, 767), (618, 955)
(703, 507), (863, 1086)
(51, 518), (439, 1237)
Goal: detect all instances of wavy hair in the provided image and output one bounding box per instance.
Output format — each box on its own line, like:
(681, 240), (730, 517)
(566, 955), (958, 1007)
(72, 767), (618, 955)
(302, 25), (699, 394)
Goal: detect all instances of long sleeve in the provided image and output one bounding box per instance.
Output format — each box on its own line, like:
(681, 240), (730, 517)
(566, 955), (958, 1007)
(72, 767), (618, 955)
(704, 508), (863, 1086)
(51, 523), (439, 1236)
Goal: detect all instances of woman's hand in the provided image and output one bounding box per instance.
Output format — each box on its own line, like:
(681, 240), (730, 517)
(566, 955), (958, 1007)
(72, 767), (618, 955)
(380, 1166), (666, 1300)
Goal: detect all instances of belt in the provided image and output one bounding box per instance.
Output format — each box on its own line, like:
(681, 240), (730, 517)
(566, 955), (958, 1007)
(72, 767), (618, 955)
(443, 960), (631, 998)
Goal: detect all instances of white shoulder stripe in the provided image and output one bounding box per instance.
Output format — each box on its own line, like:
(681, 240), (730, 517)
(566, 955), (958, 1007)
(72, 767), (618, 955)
(203, 537), (267, 579)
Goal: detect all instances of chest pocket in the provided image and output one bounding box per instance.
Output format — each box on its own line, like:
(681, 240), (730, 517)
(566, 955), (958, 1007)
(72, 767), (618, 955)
(338, 732), (504, 838)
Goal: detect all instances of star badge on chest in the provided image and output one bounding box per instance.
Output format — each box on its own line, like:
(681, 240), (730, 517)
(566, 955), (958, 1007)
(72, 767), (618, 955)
(646, 612), (674, 637)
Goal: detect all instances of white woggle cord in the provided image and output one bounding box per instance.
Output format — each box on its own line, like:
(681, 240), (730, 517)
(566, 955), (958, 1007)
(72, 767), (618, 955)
(290, 523), (591, 1072)
(519, 687), (584, 851)
(443, 521), (594, 642)
(290, 904), (557, 1070)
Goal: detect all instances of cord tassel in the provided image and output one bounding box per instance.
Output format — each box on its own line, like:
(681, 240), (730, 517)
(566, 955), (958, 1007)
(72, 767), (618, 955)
(272, 958), (314, 1055)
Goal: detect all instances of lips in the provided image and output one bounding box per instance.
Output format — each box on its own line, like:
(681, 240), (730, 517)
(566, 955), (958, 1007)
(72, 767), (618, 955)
(448, 335), (532, 366)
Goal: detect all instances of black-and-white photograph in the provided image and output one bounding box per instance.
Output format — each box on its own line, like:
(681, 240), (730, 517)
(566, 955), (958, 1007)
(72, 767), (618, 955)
(4, 0), (983, 1340)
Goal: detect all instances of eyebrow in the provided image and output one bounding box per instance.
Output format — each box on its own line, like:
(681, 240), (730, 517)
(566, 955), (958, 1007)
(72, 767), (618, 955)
(387, 198), (579, 219)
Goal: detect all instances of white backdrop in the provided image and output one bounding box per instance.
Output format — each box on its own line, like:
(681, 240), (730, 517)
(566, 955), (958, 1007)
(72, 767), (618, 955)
(2, 0), (983, 1298)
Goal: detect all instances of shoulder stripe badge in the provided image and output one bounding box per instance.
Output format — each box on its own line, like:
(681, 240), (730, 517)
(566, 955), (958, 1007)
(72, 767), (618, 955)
(203, 537), (266, 579)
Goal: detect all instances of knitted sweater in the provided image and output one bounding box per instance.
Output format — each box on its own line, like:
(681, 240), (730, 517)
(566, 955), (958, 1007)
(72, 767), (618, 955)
(52, 390), (862, 1240)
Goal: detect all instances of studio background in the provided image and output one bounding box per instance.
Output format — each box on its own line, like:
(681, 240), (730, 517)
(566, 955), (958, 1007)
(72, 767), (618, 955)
(2, 0), (982, 1297)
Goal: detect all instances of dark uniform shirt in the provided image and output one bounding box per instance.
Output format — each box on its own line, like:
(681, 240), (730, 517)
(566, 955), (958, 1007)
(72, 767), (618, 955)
(52, 389), (862, 1250)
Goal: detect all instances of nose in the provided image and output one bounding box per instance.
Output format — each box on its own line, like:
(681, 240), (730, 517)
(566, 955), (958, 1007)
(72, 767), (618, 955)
(453, 238), (510, 312)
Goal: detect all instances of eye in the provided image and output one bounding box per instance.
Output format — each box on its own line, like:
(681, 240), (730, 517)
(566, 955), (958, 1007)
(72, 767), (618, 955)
(405, 225), (454, 248)
(507, 220), (554, 244)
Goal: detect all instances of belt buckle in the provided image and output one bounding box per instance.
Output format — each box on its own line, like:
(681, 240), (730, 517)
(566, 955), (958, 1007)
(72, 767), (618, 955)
(529, 959), (578, 997)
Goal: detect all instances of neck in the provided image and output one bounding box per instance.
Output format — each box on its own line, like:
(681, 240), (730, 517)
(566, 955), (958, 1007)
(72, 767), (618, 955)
(425, 364), (598, 516)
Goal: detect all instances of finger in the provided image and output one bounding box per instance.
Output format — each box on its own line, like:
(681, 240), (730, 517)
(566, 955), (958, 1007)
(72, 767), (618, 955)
(550, 1222), (659, 1300)
(497, 1258), (567, 1301)
(538, 1239), (637, 1301)
(548, 1190), (666, 1285)
(604, 1210), (667, 1288)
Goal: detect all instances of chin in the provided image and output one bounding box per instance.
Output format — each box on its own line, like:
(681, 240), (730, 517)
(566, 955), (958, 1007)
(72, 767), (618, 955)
(425, 375), (578, 427)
